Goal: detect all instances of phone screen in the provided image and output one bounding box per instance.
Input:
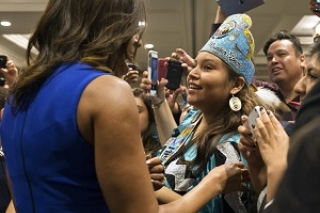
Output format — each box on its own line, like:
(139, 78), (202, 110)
(0, 55), (7, 68)
(127, 63), (136, 70)
(165, 60), (183, 90)
(148, 50), (158, 96)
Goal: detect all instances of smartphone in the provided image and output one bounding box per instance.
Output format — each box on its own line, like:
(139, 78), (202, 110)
(0, 73), (5, 87)
(216, 0), (265, 16)
(157, 58), (167, 82)
(127, 63), (137, 70)
(148, 50), (159, 96)
(248, 106), (262, 138)
(0, 55), (7, 68)
(165, 60), (183, 90)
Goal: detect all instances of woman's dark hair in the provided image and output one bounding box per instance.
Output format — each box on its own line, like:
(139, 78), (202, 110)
(132, 88), (161, 156)
(0, 87), (8, 109)
(309, 41), (320, 60)
(11, 0), (146, 108)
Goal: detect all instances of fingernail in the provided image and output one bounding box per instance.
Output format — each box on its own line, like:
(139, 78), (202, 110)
(259, 106), (264, 111)
(251, 124), (255, 128)
(241, 115), (248, 120)
(267, 110), (271, 115)
(247, 132), (253, 137)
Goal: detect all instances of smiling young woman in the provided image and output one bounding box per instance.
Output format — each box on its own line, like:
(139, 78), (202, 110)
(140, 14), (272, 213)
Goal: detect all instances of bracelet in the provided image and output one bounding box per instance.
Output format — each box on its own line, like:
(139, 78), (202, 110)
(151, 98), (164, 109)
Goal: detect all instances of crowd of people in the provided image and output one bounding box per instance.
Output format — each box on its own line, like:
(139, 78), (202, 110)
(1, 0), (320, 212)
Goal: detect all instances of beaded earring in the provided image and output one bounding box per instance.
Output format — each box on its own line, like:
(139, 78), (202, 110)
(229, 95), (242, 111)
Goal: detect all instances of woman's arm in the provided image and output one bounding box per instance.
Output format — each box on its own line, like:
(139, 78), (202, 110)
(153, 99), (177, 145)
(155, 187), (182, 204)
(157, 162), (247, 207)
(79, 75), (160, 213)
(140, 72), (177, 145)
(5, 200), (15, 213)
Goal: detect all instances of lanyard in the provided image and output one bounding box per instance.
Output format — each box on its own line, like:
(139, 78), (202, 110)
(160, 115), (202, 166)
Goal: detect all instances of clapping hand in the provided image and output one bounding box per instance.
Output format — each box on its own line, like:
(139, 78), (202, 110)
(238, 115), (266, 192)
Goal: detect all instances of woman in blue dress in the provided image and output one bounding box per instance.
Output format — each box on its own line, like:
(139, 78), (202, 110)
(0, 0), (249, 213)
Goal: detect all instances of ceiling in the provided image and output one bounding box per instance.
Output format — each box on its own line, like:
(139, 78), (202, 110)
(0, 0), (316, 81)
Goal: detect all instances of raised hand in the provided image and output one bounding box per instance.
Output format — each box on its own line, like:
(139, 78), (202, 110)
(253, 107), (290, 201)
(238, 115), (267, 192)
(164, 87), (182, 111)
(123, 70), (139, 85)
(171, 48), (195, 67)
(140, 71), (167, 105)
(171, 48), (195, 76)
(253, 108), (289, 169)
(0, 58), (19, 88)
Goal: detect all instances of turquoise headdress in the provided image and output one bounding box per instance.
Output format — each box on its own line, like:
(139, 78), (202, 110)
(200, 14), (255, 85)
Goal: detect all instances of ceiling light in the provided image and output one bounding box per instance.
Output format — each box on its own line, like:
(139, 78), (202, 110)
(1, 21), (11, 27)
(138, 21), (146, 27)
(144, 44), (154, 50)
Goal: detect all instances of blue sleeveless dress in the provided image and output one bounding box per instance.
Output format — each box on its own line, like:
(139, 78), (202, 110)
(1, 62), (111, 213)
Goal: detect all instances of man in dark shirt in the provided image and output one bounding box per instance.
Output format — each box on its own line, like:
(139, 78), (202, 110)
(263, 30), (305, 121)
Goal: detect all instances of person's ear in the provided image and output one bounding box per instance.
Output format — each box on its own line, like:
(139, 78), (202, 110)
(230, 76), (246, 95)
(300, 54), (306, 71)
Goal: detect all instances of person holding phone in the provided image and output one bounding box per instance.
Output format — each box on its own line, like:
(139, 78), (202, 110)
(0, 56), (19, 88)
(123, 63), (140, 85)
(141, 14), (272, 213)
(0, 1), (249, 213)
(238, 41), (320, 212)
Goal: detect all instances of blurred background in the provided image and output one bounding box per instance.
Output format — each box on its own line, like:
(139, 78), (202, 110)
(0, 0), (315, 81)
